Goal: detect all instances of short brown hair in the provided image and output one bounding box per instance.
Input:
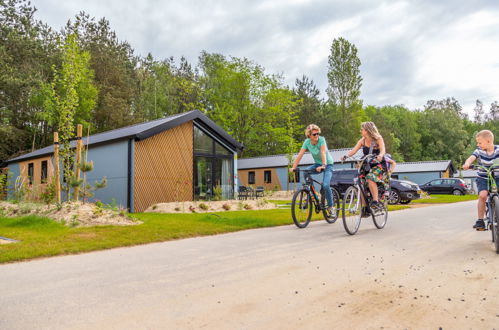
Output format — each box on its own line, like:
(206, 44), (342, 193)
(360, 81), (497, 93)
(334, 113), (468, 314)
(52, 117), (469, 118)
(476, 130), (494, 141)
(305, 124), (321, 138)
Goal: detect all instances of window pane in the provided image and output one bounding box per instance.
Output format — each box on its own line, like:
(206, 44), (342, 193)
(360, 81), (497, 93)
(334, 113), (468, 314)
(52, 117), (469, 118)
(28, 163), (34, 185)
(41, 160), (48, 184)
(215, 141), (232, 155)
(264, 170), (271, 183)
(193, 126), (213, 154)
(248, 171), (255, 184)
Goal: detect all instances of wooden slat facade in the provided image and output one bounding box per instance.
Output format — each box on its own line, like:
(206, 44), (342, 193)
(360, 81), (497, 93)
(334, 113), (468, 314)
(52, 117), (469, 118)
(134, 121), (193, 212)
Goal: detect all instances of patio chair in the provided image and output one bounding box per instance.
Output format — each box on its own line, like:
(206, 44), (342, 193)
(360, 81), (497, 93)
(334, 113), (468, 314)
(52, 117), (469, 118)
(255, 186), (265, 198)
(238, 186), (249, 200)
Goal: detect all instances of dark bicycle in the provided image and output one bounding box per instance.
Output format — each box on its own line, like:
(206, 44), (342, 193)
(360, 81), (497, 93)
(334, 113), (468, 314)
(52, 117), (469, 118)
(291, 168), (341, 228)
(470, 162), (499, 253)
(342, 154), (388, 235)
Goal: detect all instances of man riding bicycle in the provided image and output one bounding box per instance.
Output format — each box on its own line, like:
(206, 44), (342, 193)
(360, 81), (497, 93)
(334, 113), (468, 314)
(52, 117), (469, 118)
(463, 130), (499, 230)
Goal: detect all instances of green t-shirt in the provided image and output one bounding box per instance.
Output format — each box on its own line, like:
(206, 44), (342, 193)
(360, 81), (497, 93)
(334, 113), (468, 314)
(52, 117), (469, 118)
(301, 136), (334, 165)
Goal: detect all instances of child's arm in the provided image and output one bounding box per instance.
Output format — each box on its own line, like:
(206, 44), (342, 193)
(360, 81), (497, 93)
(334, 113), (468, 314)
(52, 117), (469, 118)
(463, 155), (476, 170)
(389, 159), (396, 173)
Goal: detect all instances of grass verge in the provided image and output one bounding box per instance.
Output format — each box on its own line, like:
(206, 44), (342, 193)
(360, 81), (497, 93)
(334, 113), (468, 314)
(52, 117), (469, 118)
(411, 194), (478, 204)
(0, 203), (408, 264)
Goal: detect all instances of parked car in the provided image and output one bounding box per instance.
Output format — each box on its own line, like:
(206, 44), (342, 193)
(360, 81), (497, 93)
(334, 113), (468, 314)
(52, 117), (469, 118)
(330, 169), (421, 204)
(419, 178), (468, 195)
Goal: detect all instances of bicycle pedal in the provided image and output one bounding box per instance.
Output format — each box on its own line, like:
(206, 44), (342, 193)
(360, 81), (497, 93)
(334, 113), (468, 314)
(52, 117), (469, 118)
(476, 227), (487, 231)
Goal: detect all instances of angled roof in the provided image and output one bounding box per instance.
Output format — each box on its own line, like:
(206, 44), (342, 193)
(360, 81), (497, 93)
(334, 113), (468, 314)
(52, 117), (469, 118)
(393, 160), (456, 174)
(8, 110), (243, 163)
(237, 148), (364, 169)
(239, 151), (456, 174)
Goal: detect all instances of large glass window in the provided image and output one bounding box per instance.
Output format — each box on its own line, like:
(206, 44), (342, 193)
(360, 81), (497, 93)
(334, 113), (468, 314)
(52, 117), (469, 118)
(193, 125), (234, 200)
(194, 126), (214, 154)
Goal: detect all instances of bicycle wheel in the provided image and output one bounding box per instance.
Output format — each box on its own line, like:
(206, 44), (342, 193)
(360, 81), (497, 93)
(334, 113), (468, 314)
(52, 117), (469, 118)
(322, 187), (341, 224)
(372, 198), (388, 229)
(291, 189), (312, 228)
(342, 186), (362, 235)
(493, 195), (499, 253)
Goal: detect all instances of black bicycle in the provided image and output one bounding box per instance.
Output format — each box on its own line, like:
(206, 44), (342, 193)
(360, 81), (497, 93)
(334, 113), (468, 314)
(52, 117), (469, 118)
(470, 163), (499, 253)
(342, 154), (388, 235)
(291, 168), (341, 228)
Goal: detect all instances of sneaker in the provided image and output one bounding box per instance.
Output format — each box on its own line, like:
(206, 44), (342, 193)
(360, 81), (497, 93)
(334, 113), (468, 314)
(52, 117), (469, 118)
(327, 206), (336, 215)
(473, 219), (485, 230)
(371, 201), (383, 211)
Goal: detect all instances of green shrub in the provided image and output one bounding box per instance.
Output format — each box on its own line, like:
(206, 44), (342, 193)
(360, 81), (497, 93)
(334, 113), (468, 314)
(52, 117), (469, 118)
(199, 203), (209, 210)
(222, 203), (231, 211)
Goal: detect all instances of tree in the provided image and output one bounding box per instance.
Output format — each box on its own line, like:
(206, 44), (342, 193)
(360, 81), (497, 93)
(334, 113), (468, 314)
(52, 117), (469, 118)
(292, 75), (322, 141)
(199, 51), (300, 157)
(40, 34), (97, 200)
(419, 98), (469, 164)
(325, 37), (363, 148)
(63, 13), (140, 132)
(473, 99), (484, 123)
(0, 0), (59, 160)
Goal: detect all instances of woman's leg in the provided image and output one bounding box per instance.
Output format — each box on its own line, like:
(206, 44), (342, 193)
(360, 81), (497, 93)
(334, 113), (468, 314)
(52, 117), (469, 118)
(367, 179), (379, 202)
(322, 165), (333, 207)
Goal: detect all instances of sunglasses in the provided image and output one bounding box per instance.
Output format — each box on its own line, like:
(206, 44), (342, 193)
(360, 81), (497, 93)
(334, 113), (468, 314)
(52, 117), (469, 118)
(311, 133), (320, 137)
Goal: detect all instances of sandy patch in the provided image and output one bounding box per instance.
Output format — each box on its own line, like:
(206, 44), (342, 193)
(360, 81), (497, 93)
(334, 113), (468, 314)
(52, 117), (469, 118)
(0, 201), (140, 227)
(0, 238), (16, 244)
(145, 199), (277, 213)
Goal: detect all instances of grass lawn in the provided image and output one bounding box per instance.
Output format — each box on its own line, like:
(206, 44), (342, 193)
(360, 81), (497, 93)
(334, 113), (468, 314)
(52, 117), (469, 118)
(411, 194), (478, 204)
(0, 202), (409, 264)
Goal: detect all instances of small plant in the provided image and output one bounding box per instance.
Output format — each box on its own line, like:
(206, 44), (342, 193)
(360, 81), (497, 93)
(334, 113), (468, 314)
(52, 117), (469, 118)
(199, 203), (209, 211)
(174, 207), (181, 211)
(19, 203), (33, 215)
(222, 203), (231, 211)
(70, 214), (79, 227)
(95, 200), (104, 208)
(152, 204), (158, 210)
(243, 203), (252, 210)
(213, 185), (222, 201)
(238, 201), (244, 210)
(257, 199), (268, 208)
(40, 178), (57, 204)
(189, 205), (196, 213)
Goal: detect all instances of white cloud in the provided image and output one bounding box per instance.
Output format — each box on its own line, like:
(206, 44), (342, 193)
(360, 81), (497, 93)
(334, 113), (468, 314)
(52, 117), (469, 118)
(31, 0), (498, 114)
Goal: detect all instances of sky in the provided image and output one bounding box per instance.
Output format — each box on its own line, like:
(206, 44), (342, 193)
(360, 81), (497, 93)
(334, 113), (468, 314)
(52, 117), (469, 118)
(31, 0), (499, 116)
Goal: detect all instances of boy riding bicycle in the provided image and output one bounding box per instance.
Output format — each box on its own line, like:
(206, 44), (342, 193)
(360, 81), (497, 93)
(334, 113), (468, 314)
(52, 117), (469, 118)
(463, 130), (499, 230)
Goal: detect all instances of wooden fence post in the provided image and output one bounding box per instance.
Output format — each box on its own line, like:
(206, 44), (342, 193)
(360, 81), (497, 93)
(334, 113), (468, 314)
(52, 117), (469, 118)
(54, 132), (61, 203)
(74, 124), (83, 201)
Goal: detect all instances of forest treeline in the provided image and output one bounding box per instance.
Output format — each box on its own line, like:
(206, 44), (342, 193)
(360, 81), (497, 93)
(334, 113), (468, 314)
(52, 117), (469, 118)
(1, 0), (497, 167)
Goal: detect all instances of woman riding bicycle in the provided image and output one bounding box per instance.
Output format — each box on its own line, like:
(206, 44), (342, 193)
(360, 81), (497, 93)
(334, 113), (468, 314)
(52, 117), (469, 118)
(289, 124), (334, 214)
(342, 121), (387, 211)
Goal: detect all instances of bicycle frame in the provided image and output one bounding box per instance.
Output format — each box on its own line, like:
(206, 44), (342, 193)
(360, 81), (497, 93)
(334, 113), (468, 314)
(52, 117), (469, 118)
(300, 169), (327, 213)
(351, 154), (384, 211)
(472, 163), (499, 230)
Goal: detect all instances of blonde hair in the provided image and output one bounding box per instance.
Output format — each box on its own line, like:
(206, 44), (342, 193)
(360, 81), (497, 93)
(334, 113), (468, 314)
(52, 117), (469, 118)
(305, 124), (321, 138)
(476, 130), (494, 141)
(361, 121), (381, 140)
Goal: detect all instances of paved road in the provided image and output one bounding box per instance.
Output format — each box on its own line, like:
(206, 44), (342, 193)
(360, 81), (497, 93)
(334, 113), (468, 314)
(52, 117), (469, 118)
(1, 201), (499, 329)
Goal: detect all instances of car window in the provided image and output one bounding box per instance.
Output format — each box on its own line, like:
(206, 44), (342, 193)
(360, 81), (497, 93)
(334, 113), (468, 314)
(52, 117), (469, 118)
(432, 179), (443, 185)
